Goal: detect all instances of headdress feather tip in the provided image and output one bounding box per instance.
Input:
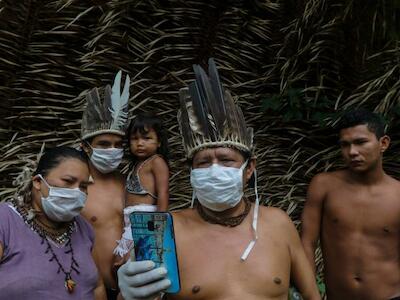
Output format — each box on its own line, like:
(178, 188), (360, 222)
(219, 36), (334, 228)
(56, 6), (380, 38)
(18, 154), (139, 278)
(177, 58), (253, 158)
(81, 71), (130, 140)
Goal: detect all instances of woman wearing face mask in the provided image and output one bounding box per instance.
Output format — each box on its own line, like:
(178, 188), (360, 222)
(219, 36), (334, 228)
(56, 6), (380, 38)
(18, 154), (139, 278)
(0, 146), (106, 300)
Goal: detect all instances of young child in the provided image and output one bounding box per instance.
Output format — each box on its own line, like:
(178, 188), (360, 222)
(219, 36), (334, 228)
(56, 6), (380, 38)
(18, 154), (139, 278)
(114, 113), (169, 257)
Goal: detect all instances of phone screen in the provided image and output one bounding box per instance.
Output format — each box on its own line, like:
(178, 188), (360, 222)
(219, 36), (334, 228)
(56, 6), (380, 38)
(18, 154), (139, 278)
(130, 212), (180, 294)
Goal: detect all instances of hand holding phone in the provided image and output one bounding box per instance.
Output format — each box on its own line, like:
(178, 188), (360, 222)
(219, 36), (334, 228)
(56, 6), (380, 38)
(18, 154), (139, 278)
(117, 252), (171, 300)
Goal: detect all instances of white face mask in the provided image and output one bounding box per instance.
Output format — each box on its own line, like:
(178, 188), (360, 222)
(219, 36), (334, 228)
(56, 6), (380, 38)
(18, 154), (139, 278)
(38, 174), (87, 222)
(90, 147), (123, 173)
(190, 162), (247, 212)
(191, 161), (260, 261)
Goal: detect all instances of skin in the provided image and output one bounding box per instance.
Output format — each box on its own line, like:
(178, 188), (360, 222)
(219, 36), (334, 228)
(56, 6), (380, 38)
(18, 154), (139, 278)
(167, 147), (320, 300)
(301, 124), (400, 299)
(30, 158), (106, 299)
(126, 128), (169, 211)
(81, 133), (125, 289)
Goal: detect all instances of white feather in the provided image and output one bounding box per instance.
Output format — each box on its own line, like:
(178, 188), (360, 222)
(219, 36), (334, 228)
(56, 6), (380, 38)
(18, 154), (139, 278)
(110, 71), (130, 129)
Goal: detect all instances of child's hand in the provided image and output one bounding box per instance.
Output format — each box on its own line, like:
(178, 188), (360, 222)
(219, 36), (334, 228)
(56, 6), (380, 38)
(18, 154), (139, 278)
(114, 255), (127, 269)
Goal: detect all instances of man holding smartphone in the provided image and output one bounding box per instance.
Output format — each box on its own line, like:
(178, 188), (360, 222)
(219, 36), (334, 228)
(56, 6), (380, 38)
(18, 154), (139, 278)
(117, 59), (320, 300)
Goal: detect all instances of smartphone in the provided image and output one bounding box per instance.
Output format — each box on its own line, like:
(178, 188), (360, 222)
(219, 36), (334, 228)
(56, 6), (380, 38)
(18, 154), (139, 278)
(130, 211), (181, 294)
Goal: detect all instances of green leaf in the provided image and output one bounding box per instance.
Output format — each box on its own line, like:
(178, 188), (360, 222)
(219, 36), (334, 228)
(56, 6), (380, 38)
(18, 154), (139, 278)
(262, 95), (282, 111)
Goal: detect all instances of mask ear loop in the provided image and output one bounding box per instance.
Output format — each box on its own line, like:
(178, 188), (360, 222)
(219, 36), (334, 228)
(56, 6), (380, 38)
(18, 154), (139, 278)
(190, 168), (196, 208)
(37, 174), (51, 188)
(190, 191), (196, 208)
(241, 168), (259, 261)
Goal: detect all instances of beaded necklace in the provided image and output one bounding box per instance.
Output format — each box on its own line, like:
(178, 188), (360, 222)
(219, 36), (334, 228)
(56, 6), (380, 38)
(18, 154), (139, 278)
(10, 199), (79, 293)
(196, 198), (251, 227)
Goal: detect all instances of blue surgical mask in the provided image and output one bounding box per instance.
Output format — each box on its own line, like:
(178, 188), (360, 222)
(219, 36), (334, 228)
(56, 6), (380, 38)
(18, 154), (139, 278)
(38, 174), (87, 222)
(90, 147), (123, 173)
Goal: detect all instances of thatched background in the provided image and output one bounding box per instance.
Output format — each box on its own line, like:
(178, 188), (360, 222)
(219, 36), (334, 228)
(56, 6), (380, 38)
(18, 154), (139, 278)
(1, 0), (400, 277)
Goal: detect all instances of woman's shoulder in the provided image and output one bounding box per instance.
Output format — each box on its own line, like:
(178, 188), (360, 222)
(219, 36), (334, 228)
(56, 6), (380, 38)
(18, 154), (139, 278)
(0, 202), (16, 220)
(74, 215), (95, 242)
(0, 202), (21, 242)
(0, 201), (11, 209)
(75, 215), (93, 231)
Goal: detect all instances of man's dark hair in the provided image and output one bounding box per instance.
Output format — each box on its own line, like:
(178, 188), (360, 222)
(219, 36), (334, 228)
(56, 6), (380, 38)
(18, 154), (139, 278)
(33, 146), (89, 177)
(337, 109), (386, 139)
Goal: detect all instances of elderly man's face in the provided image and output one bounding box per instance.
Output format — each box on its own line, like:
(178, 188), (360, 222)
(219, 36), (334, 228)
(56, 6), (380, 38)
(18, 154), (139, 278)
(192, 147), (255, 185)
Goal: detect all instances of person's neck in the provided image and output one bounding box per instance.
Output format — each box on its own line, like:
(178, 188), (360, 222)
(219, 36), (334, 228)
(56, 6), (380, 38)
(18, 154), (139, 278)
(348, 165), (385, 185)
(201, 198), (248, 219)
(30, 198), (66, 230)
(136, 154), (155, 164)
(196, 198), (251, 227)
(89, 163), (116, 179)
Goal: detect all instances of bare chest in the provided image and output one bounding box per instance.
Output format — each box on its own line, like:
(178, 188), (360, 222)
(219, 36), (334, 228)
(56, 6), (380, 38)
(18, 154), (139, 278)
(172, 224), (291, 299)
(81, 184), (124, 226)
(136, 165), (155, 191)
(323, 188), (400, 236)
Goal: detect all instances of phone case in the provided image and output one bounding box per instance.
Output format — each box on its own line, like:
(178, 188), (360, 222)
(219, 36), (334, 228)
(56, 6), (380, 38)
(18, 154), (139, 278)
(130, 212), (181, 294)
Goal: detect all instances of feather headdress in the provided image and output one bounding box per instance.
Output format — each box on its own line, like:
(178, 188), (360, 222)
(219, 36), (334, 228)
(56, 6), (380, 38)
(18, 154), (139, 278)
(177, 58), (253, 158)
(11, 143), (45, 208)
(81, 71), (130, 140)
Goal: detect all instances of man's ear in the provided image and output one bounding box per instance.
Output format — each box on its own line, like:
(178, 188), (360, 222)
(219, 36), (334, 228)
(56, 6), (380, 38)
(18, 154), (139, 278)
(380, 135), (390, 153)
(245, 158), (256, 182)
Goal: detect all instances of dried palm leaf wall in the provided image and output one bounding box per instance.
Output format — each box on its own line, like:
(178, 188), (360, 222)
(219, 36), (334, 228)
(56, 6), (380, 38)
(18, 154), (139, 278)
(1, 0), (400, 276)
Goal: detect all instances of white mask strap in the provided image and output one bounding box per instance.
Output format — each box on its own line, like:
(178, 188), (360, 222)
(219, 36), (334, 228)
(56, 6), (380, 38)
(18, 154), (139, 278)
(190, 190), (196, 208)
(37, 174), (50, 188)
(190, 167), (196, 208)
(241, 168), (259, 261)
(240, 160), (248, 171)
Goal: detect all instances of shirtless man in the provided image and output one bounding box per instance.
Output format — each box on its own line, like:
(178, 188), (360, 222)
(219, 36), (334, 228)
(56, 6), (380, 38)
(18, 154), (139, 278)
(80, 71), (130, 300)
(301, 109), (400, 300)
(117, 58), (320, 300)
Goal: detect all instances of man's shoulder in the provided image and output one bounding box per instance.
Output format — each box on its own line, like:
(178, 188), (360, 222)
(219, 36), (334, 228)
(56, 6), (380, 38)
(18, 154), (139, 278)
(384, 173), (400, 186)
(259, 206), (293, 226)
(308, 170), (346, 192)
(311, 169), (345, 182)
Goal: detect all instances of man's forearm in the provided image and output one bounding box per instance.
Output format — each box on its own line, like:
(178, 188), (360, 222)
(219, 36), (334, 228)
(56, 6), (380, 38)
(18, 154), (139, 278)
(303, 292), (321, 300)
(302, 242), (317, 274)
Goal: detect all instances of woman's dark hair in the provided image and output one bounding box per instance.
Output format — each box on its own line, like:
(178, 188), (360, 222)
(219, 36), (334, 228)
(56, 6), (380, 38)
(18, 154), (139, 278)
(33, 146), (89, 177)
(337, 109), (386, 139)
(127, 113), (168, 160)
